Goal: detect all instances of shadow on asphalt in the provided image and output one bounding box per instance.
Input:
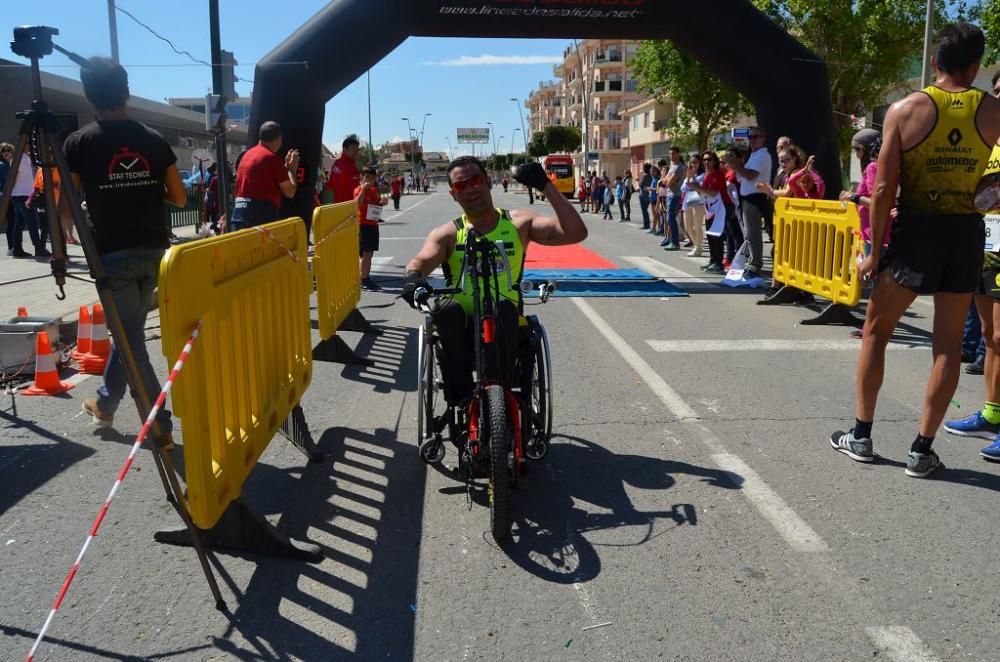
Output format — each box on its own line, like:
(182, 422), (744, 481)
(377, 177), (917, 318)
(338, 324), (413, 394)
(501, 434), (742, 585)
(205, 422), (426, 662)
(874, 454), (1000, 491)
(0, 409), (95, 517)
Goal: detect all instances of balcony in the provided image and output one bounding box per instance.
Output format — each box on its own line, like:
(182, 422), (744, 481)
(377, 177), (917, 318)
(593, 52), (624, 68)
(593, 80), (624, 96)
(591, 111), (623, 124)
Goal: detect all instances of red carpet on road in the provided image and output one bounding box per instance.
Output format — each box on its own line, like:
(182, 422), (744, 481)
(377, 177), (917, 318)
(525, 242), (617, 269)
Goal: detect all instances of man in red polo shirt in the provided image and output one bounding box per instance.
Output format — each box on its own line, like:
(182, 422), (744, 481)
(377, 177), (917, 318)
(389, 174), (402, 210)
(355, 166), (388, 291)
(328, 135), (361, 204)
(231, 121), (298, 230)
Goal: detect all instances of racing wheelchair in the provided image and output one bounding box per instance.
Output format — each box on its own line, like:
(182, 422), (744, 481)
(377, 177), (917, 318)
(413, 230), (554, 542)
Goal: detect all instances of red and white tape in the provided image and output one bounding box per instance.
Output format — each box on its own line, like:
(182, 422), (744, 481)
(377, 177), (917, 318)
(26, 320), (203, 662)
(252, 225), (300, 263)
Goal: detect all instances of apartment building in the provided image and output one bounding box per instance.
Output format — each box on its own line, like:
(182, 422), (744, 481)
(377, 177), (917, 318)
(620, 98), (678, 175)
(524, 39), (647, 178)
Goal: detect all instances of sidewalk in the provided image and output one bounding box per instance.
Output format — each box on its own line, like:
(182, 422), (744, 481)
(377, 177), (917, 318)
(0, 223), (201, 323)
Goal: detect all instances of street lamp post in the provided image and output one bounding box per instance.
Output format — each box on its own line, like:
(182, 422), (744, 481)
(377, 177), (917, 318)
(417, 113), (431, 178)
(511, 128), (521, 160)
(445, 136), (454, 161)
(510, 97), (528, 164)
(401, 117), (416, 182)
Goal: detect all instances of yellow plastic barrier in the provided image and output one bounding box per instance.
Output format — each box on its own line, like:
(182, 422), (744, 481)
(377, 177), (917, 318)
(772, 198), (864, 307)
(312, 201), (361, 340)
(158, 218), (313, 529)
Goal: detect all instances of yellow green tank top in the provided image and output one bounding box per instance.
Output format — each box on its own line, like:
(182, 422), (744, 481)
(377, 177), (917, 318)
(444, 208), (525, 316)
(899, 86), (992, 217)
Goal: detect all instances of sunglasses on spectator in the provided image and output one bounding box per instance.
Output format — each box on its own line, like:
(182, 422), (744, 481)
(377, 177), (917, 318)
(450, 174), (484, 192)
(778, 157), (791, 164)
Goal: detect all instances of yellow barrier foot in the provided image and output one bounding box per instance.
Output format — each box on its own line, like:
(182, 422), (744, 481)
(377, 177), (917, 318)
(800, 303), (863, 327)
(279, 404), (325, 463)
(153, 497), (324, 563)
(338, 308), (381, 335)
(312, 336), (375, 367)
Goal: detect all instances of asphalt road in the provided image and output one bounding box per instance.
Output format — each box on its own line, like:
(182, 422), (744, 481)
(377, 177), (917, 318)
(2, 186), (998, 661)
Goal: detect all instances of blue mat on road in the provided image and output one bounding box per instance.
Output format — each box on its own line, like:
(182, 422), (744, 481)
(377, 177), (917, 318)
(523, 279), (687, 297)
(523, 268), (654, 281)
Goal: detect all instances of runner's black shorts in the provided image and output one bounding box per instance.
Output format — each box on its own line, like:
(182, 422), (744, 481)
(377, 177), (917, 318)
(978, 265), (1000, 300)
(879, 214), (984, 294)
(359, 224), (379, 255)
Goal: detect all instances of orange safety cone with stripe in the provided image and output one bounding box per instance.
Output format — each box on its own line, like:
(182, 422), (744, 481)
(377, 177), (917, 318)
(22, 332), (74, 396)
(17, 306), (28, 317)
(81, 304), (110, 375)
(71, 305), (92, 362)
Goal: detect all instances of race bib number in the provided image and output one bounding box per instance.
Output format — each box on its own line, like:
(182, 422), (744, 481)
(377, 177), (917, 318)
(985, 214), (1000, 253)
(366, 205), (383, 222)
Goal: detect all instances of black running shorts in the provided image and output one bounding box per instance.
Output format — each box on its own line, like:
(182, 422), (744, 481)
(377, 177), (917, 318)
(359, 224), (380, 255)
(880, 214), (985, 294)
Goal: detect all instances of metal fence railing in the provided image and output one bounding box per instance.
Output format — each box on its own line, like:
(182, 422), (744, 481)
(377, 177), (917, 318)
(166, 193), (203, 229)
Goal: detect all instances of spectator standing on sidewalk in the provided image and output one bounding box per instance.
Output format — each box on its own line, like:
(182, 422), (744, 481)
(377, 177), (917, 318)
(231, 121), (299, 230)
(64, 57), (186, 447)
(355, 165), (387, 291)
(662, 147), (684, 250)
(728, 128), (772, 279)
(7, 142), (48, 258)
(1, 142), (15, 253)
(621, 169), (633, 221)
(329, 136), (361, 205)
(681, 154), (706, 257)
(390, 174), (403, 210)
(638, 162), (653, 229)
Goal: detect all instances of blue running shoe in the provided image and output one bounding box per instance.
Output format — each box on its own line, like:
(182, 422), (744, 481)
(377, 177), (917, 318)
(981, 436), (1000, 462)
(942, 412), (1000, 439)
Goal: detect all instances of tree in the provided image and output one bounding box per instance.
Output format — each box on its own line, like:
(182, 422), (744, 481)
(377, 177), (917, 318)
(526, 125), (583, 158)
(631, 41), (751, 153)
(750, 0), (995, 171)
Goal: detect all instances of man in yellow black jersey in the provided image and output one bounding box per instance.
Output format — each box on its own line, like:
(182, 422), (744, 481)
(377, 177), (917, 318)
(402, 156), (587, 406)
(831, 23), (1000, 478)
(942, 69), (1000, 461)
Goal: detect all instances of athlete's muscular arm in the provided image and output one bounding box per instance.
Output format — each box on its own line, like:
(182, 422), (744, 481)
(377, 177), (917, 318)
(979, 94), (1000, 148)
(405, 223), (456, 276)
(511, 182), (589, 246)
(859, 101), (906, 279)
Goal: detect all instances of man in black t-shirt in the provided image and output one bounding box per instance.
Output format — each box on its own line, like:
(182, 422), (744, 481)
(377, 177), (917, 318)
(63, 58), (186, 447)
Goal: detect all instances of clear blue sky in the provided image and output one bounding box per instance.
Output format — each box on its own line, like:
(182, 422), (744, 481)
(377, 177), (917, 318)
(4, 1), (569, 156)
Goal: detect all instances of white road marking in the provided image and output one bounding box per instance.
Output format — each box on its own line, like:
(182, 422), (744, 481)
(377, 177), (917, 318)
(620, 255), (709, 281)
(571, 297), (830, 554)
(865, 626), (942, 662)
(64, 372), (91, 386)
(710, 450), (829, 552)
(571, 298), (698, 421)
(381, 193), (437, 221)
(646, 339), (928, 352)
(372, 256), (394, 265)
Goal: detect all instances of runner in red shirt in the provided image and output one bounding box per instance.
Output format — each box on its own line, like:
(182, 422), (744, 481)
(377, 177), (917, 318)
(231, 121), (298, 230)
(355, 166), (388, 291)
(328, 135), (361, 203)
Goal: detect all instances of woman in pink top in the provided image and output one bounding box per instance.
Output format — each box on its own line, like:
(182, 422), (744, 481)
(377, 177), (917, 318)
(839, 128), (886, 248)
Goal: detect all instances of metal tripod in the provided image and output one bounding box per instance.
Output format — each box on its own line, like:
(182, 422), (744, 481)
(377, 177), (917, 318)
(0, 26), (226, 610)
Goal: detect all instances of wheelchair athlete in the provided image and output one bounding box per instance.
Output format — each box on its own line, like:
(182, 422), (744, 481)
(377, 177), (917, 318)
(402, 156), (588, 407)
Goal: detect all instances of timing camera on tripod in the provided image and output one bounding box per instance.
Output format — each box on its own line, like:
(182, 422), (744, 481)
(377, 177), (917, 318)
(0, 26), (228, 608)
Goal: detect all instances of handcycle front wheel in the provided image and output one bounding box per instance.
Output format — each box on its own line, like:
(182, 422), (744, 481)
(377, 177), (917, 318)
(485, 385), (513, 542)
(525, 317), (553, 460)
(416, 317), (446, 463)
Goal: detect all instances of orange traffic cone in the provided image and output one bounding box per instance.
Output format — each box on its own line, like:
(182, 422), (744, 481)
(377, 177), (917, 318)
(71, 305), (92, 362)
(22, 332), (74, 396)
(81, 304), (110, 375)
(16, 306), (28, 317)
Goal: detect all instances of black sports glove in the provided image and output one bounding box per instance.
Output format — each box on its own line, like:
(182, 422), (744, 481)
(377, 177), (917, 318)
(514, 162), (550, 192)
(402, 270), (431, 309)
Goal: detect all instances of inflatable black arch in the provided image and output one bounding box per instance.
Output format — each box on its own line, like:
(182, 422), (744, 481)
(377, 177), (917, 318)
(248, 0), (841, 222)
